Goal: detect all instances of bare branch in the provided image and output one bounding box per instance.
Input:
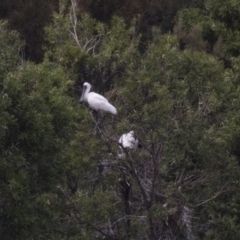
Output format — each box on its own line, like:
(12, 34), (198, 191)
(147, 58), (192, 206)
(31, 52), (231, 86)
(69, 0), (101, 53)
(150, 142), (162, 201)
(192, 182), (230, 208)
(70, 0), (82, 49)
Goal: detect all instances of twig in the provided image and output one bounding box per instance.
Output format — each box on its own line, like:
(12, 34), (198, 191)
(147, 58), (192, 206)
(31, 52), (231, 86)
(192, 182), (229, 208)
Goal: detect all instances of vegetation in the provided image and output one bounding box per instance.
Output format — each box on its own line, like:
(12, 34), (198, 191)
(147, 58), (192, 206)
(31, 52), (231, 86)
(1, 0), (240, 239)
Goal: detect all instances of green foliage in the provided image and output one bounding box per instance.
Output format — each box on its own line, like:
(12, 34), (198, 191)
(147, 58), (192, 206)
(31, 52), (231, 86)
(175, 2), (240, 62)
(1, 0), (60, 62)
(0, 20), (22, 76)
(49, 26), (240, 238)
(0, 27), (79, 237)
(2, 1), (240, 239)
(205, 0), (240, 29)
(45, 8), (140, 89)
(43, 4), (240, 237)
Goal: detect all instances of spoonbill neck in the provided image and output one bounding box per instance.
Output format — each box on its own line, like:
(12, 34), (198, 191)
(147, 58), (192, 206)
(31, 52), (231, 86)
(80, 83), (91, 102)
(83, 84), (91, 101)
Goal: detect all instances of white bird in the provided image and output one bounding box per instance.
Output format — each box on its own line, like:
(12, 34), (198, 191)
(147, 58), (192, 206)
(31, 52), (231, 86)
(79, 82), (117, 132)
(118, 131), (142, 158)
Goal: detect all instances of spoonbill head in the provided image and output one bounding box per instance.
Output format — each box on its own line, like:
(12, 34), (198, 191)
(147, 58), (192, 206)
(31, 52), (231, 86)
(79, 82), (117, 115)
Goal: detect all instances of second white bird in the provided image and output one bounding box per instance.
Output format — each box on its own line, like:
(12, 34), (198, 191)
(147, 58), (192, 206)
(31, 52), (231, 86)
(119, 131), (139, 150)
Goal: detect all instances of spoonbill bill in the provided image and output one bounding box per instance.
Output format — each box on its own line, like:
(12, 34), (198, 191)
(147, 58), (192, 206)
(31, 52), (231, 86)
(118, 131), (142, 158)
(79, 82), (117, 132)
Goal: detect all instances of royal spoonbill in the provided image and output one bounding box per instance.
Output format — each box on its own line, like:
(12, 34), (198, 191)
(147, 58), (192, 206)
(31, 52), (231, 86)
(118, 131), (142, 158)
(79, 82), (117, 132)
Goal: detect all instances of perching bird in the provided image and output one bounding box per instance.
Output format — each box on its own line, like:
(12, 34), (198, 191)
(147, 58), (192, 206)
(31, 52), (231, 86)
(79, 82), (117, 132)
(118, 131), (142, 158)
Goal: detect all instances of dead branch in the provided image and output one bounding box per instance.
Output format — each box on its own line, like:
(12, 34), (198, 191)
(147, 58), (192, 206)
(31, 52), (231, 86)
(70, 0), (82, 49)
(192, 182), (229, 208)
(69, 0), (101, 53)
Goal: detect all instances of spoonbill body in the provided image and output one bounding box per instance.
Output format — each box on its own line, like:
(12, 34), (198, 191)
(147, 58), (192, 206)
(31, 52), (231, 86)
(79, 82), (117, 132)
(79, 82), (117, 114)
(119, 131), (139, 150)
(118, 131), (142, 158)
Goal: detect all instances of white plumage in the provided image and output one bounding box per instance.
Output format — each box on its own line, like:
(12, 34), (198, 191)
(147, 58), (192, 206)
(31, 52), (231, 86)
(119, 131), (139, 150)
(79, 82), (117, 133)
(118, 131), (141, 158)
(79, 82), (117, 114)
